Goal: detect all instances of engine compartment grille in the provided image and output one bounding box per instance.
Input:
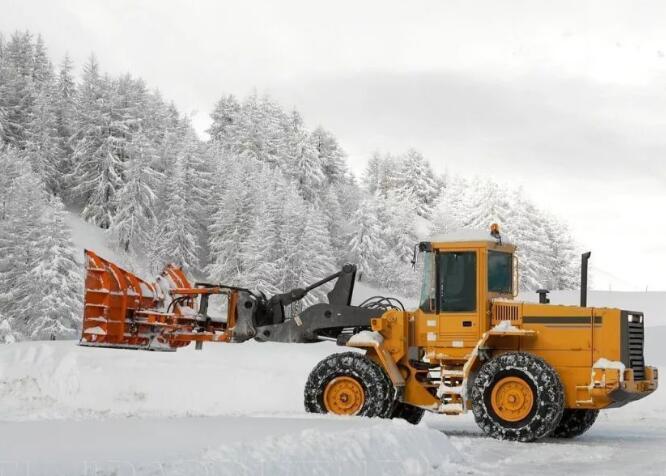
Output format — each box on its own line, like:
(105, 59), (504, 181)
(491, 302), (521, 326)
(621, 311), (645, 380)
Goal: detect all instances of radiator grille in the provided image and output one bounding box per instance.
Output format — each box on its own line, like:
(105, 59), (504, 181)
(622, 311), (645, 380)
(492, 302), (521, 325)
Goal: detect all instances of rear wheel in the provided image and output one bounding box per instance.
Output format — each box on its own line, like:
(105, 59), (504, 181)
(471, 352), (564, 442)
(304, 352), (394, 418)
(391, 402), (425, 425)
(550, 409), (599, 438)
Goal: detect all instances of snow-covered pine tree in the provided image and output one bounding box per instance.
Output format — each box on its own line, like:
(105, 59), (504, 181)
(69, 56), (122, 226)
(207, 94), (241, 147)
(320, 184), (349, 265)
(143, 92), (179, 175)
(1, 32), (37, 149)
(206, 156), (265, 283)
(362, 151), (399, 196)
(237, 189), (282, 295)
(0, 149), (82, 342)
(0, 313), (16, 343)
(506, 189), (552, 291)
(54, 54), (77, 174)
(311, 126), (347, 185)
(31, 35), (51, 87)
(280, 110), (324, 203)
(238, 93), (284, 166)
(109, 129), (159, 254)
(25, 60), (61, 193)
(394, 149), (439, 219)
(26, 196), (82, 340)
(271, 182), (309, 292)
(177, 118), (213, 266)
(150, 159), (199, 272)
(459, 178), (514, 230)
(542, 214), (579, 290)
(368, 191), (420, 292)
(346, 197), (387, 282)
(430, 174), (470, 236)
(291, 206), (337, 305)
(0, 145), (24, 220)
(0, 166), (48, 330)
(149, 99), (182, 229)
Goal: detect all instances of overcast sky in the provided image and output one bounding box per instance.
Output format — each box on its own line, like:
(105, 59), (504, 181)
(3, 0), (666, 290)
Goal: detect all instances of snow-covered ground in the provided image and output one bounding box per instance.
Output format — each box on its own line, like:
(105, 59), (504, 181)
(0, 329), (664, 476)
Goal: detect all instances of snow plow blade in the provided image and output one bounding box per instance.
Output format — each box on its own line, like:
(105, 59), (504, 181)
(79, 250), (383, 350)
(80, 250), (234, 351)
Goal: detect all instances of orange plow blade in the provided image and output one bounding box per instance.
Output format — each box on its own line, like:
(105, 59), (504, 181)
(80, 250), (234, 351)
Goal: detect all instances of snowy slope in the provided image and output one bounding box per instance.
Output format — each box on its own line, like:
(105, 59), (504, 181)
(64, 210), (119, 266)
(64, 210), (152, 275)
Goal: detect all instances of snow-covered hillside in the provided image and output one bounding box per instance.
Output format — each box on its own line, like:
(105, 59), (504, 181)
(0, 327), (664, 475)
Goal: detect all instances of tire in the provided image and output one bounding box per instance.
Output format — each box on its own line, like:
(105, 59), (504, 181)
(550, 409), (599, 438)
(391, 402), (425, 425)
(471, 352), (565, 442)
(304, 352), (394, 418)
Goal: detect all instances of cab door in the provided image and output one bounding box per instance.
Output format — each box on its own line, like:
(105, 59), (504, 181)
(436, 249), (482, 350)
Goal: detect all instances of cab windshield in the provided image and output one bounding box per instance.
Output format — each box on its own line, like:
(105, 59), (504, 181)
(419, 251), (477, 313)
(488, 250), (512, 294)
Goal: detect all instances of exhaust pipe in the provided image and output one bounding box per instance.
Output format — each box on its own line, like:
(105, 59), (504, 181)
(580, 251), (591, 307)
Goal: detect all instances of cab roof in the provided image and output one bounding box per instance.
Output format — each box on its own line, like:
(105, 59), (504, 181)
(429, 229), (504, 244)
(419, 229), (515, 252)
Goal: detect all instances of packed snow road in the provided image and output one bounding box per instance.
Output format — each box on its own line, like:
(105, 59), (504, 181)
(0, 333), (664, 476)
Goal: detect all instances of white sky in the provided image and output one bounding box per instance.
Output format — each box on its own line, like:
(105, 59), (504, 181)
(3, 0), (666, 290)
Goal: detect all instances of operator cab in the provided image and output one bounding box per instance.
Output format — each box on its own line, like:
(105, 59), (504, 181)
(415, 224), (517, 352)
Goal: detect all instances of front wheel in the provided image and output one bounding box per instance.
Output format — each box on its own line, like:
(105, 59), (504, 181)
(471, 352), (565, 442)
(550, 409), (599, 438)
(304, 352), (394, 418)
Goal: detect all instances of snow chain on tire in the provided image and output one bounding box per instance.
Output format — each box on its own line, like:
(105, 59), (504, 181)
(304, 352), (394, 418)
(550, 409), (599, 438)
(471, 352), (565, 442)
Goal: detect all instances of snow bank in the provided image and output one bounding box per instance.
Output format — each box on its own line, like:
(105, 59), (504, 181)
(191, 422), (464, 476)
(0, 340), (354, 420)
(0, 340), (469, 475)
(0, 415), (466, 476)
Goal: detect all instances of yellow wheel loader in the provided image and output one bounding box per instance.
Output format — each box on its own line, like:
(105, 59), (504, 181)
(78, 224), (657, 442)
(304, 225), (658, 441)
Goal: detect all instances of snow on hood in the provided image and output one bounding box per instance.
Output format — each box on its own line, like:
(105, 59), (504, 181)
(492, 320), (521, 332)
